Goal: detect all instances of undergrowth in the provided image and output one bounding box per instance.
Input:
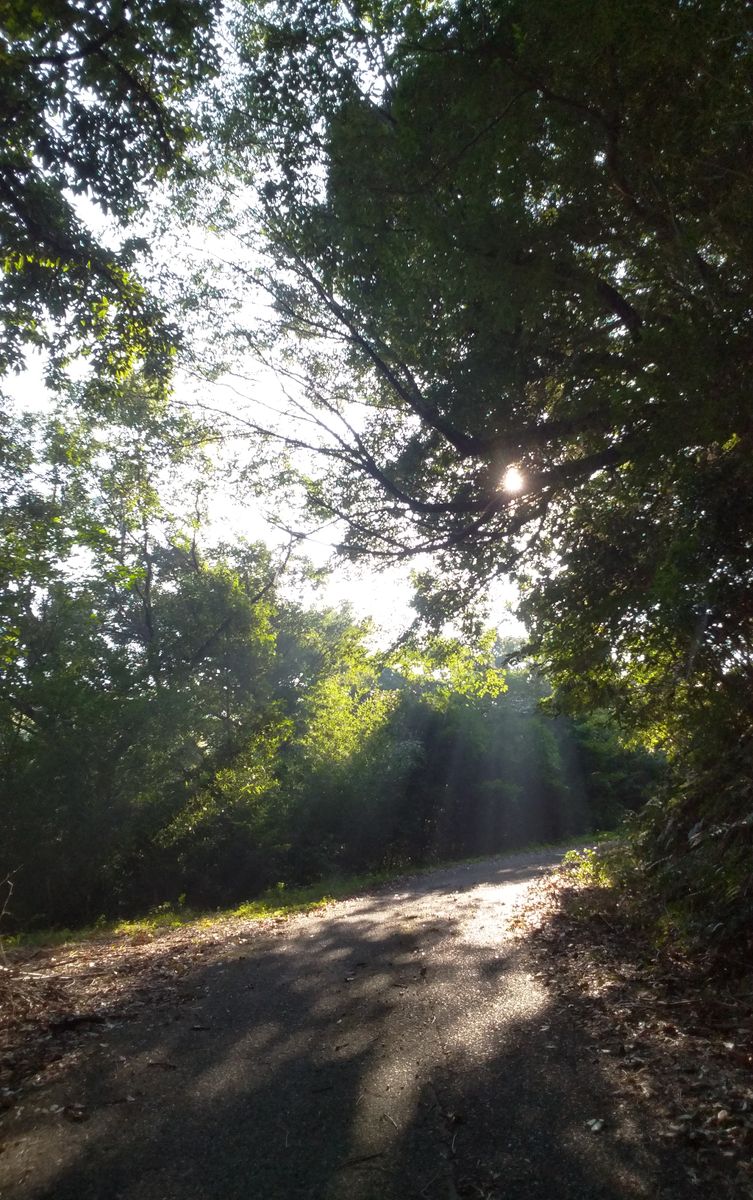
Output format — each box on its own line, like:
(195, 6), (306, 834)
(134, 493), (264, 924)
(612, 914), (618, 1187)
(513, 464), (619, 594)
(560, 815), (753, 970)
(3, 832), (615, 951)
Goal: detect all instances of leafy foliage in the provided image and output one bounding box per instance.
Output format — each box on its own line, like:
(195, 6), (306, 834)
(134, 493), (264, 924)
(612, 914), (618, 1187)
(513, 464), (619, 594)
(0, 0), (220, 381)
(195, 0), (753, 939)
(0, 388), (656, 928)
(3, 0), (743, 943)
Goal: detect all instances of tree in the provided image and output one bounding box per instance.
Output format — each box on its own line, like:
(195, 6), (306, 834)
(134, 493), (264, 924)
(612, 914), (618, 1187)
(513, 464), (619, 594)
(201, 0), (753, 933)
(0, 382), (291, 923)
(0, 0), (220, 382)
(218, 0), (749, 564)
(0, 382), (655, 927)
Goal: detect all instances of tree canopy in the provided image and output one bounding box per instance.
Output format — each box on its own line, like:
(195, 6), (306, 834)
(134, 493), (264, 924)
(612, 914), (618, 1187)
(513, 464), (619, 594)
(184, 0), (753, 935)
(2, 387), (649, 928)
(2, 0), (751, 941)
(209, 0), (751, 731)
(0, 0), (220, 382)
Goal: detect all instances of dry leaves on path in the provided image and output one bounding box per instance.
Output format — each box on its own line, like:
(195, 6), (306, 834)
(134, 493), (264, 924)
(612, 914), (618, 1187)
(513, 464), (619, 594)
(511, 863), (753, 1199)
(0, 910), (307, 1115)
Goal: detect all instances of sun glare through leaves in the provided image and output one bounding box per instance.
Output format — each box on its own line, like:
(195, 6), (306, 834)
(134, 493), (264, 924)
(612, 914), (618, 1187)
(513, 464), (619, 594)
(501, 466), (525, 494)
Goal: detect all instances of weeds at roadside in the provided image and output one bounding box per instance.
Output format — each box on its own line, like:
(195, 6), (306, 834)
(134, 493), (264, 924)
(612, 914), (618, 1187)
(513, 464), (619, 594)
(5, 831), (615, 951)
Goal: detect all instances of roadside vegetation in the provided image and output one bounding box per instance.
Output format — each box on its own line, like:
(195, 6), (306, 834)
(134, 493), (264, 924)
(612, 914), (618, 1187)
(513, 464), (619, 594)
(3, 0), (752, 970)
(513, 845), (753, 1197)
(2, 833), (613, 950)
(1, 391), (655, 934)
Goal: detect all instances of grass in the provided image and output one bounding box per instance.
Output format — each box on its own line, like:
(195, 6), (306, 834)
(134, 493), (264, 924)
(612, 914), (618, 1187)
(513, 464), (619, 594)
(556, 833), (678, 947)
(562, 842), (627, 888)
(3, 830), (617, 951)
(0, 871), (408, 951)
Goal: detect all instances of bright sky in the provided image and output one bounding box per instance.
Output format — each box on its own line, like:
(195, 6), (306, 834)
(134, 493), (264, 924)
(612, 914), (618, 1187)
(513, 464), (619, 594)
(3, 196), (526, 645)
(192, 371), (525, 642)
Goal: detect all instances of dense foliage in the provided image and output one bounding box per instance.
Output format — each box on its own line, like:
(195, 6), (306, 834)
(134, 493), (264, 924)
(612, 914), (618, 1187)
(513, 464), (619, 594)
(2, 1), (749, 942)
(198, 0), (753, 942)
(0, 0), (220, 382)
(0, 393), (658, 929)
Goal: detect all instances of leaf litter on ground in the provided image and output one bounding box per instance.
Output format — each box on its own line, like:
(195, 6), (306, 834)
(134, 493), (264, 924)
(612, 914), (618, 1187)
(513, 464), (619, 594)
(0, 907), (324, 1117)
(510, 855), (753, 1199)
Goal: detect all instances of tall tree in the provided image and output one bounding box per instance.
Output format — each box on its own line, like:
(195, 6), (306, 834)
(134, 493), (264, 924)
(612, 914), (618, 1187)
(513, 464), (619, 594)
(219, 0), (750, 574)
(208, 2), (751, 709)
(202, 0), (753, 931)
(0, 387), (294, 923)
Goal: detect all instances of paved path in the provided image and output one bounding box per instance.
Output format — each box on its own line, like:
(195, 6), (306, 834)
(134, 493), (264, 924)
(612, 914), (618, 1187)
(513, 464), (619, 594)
(0, 852), (679, 1199)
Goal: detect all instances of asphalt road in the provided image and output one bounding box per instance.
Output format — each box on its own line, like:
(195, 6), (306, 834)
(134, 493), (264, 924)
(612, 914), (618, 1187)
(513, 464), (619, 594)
(0, 851), (681, 1200)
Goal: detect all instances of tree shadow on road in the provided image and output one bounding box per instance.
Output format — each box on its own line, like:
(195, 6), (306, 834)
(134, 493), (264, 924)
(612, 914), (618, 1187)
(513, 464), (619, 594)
(0, 858), (683, 1200)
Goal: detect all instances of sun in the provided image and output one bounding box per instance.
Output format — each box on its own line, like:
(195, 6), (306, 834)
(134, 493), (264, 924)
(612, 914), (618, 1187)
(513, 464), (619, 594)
(500, 465), (525, 493)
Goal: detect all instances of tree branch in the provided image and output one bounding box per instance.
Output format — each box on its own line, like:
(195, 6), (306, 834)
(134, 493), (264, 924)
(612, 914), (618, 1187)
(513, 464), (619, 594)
(18, 18), (125, 66)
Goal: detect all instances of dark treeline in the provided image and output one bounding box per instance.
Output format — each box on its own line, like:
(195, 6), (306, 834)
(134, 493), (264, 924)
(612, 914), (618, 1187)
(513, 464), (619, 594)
(0, 394), (658, 930)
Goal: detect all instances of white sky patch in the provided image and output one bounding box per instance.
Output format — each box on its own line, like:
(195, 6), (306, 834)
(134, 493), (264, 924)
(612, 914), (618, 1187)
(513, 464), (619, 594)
(2, 184), (527, 645)
(2, 351), (49, 412)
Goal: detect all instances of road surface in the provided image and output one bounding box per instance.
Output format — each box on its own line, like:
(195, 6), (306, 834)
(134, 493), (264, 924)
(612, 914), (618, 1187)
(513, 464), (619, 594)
(0, 851), (680, 1199)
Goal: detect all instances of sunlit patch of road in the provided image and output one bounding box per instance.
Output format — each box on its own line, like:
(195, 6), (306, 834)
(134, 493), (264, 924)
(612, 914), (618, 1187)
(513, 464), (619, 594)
(0, 850), (680, 1200)
(324, 867), (553, 1199)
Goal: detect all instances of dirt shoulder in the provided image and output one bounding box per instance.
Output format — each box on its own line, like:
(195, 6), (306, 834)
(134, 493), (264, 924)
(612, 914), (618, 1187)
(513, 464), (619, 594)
(0, 907), (318, 1116)
(511, 858), (753, 1199)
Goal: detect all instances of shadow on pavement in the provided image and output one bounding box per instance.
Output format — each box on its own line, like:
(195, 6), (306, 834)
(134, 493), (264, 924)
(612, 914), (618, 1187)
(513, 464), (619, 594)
(0, 857), (682, 1200)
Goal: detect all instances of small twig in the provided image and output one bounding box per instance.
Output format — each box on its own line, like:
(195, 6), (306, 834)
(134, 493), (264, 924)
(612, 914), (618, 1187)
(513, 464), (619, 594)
(338, 1151), (384, 1169)
(420, 1169), (443, 1196)
(0, 873), (15, 965)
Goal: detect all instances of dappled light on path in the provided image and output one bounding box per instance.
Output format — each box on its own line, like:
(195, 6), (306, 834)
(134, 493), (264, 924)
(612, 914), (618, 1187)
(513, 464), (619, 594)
(0, 852), (682, 1199)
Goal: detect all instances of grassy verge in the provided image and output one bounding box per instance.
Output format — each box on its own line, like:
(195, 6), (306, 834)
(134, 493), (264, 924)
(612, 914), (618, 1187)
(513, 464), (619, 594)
(3, 830), (616, 951)
(1, 876), (383, 951)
